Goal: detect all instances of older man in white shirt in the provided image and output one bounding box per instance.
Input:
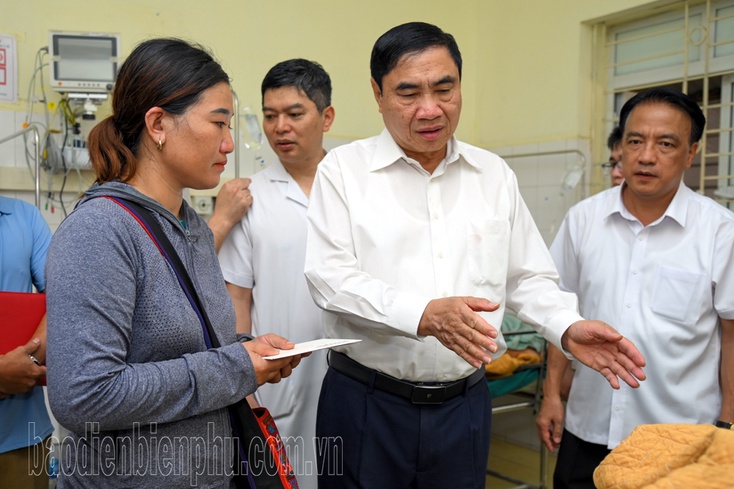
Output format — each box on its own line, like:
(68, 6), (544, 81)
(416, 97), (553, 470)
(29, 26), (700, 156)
(305, 22), (646, 489)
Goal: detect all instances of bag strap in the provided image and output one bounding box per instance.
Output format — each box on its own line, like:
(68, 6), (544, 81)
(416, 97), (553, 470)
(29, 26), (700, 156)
(103, 196), (288, 489)
(102, 196), (220, 348)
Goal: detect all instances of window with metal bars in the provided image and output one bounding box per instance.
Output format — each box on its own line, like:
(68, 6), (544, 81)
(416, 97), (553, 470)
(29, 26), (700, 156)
(599, 0), (734, 209)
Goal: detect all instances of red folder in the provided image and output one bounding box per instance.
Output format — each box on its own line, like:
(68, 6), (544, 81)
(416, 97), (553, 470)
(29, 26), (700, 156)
(0, 291), (46, 354)
(0, 291), (47, 386)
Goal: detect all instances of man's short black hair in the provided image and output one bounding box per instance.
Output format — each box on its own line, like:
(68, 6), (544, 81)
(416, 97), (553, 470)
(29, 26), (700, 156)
(370, 22), (462, 92)
(607, 126), (623, 151)
(261, 58), (332, 113)
(619, 87), (706, 144)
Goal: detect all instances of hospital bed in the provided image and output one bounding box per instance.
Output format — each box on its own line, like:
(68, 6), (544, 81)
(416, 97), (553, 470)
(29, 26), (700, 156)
(486, 325), (549, 489)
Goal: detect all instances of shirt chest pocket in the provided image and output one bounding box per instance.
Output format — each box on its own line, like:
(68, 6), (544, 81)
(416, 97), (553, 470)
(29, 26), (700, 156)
(467, 219), (510, 288)
(651, 266), (706, 326)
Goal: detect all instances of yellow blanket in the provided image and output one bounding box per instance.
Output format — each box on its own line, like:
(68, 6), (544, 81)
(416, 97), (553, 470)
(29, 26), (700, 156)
(594, 423), (734, 489)
(484, 350), (542, 379)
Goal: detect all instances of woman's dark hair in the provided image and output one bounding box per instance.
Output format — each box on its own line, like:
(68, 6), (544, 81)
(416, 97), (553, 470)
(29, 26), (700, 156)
(261, 58), (332, 113)
(87, 38), (230, 184)
(370, 22), (462, 92)
(619, 87), (706, 145)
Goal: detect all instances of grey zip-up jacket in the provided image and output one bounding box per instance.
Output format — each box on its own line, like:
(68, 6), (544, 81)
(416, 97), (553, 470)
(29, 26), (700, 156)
(46, 182), (256, 488)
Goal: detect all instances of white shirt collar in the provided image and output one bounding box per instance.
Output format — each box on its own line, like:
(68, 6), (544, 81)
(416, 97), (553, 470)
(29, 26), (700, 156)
(265, 159), (291, 182)
(615, 180), (689, 228)
(369, 128), (482, 173)
(661, 181), (689, 227)
(265, 159), (309, 207)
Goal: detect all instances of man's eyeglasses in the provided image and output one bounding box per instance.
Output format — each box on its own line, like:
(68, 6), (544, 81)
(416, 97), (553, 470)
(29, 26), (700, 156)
(601, 161), (621, 171)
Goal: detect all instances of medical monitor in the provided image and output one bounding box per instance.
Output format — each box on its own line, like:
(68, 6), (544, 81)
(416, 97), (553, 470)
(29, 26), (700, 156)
(48, 31), (120, 93)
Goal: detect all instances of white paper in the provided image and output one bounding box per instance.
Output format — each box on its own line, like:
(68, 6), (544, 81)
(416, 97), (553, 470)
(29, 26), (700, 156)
(263, 338), (361, 360)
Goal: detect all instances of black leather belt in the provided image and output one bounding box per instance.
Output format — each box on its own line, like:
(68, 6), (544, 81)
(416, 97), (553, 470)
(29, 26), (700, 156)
(329, 351), (485, 405)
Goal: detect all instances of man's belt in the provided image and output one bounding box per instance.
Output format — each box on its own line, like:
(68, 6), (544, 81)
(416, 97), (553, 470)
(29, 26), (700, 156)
(328, 351), (485, 405)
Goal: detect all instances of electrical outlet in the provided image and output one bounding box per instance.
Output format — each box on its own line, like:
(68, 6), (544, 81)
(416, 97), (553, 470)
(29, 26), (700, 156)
(191, 195), (214, 215)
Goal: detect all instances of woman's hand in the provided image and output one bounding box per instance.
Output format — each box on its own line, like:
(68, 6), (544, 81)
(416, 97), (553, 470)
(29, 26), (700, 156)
(242, 334), (304, 385)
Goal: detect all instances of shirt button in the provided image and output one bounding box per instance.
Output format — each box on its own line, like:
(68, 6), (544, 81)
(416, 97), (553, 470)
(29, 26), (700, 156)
(437, 252), (444, 259)
(632, 269), (638, 275)
(626, 303), (632, 308)
(442, 292), (449, 297)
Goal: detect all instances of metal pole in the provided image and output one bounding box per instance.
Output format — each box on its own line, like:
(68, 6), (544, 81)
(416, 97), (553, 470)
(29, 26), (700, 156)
(231, 88), (240, 179)
(0, 124), (43, 208)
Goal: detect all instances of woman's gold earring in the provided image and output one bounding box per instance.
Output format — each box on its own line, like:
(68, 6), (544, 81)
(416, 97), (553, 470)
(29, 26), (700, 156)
(157, 138), (164, 151)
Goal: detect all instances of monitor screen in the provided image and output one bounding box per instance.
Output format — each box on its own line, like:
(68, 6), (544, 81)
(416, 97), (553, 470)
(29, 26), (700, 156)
(49, 32), (120, 92)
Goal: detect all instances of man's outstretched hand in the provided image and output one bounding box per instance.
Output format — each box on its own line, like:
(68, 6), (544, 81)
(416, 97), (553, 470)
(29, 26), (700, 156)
(562, 320), (646, 389)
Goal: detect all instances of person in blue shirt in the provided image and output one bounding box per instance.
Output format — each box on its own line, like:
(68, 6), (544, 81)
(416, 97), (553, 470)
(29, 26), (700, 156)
(0, 196), (54, 489)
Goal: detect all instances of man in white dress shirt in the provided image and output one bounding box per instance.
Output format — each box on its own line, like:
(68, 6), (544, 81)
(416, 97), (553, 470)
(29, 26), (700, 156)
(304, 22), (646, 489)
(604, 126), (625, 188)
(536, 87), (734, 489)
(218, 58), (335, 489)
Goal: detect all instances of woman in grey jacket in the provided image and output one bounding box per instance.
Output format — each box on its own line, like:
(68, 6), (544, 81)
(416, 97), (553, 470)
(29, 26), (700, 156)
(45, 38), (303, 488)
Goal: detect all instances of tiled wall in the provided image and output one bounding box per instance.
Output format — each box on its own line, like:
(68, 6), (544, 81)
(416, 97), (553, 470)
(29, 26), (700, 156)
(491, 139), (590, 246)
